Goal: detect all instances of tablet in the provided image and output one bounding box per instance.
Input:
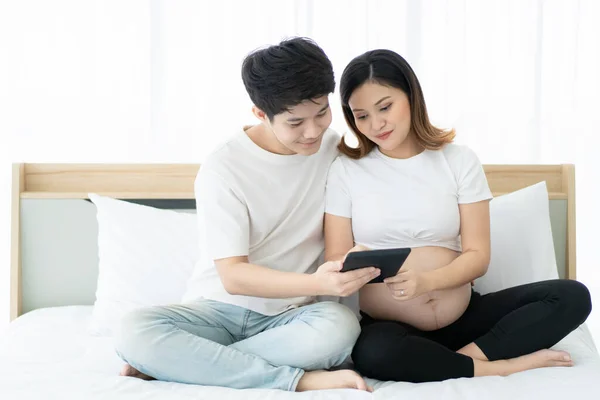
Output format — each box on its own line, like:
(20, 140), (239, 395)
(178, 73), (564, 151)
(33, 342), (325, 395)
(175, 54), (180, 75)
(342, 248), (411, 284)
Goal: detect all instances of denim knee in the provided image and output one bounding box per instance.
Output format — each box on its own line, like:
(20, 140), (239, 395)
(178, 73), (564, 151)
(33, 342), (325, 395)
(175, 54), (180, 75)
(300, 301), (360, 369)
(114, 307), (160, 363)
(317, 302), (360, 349)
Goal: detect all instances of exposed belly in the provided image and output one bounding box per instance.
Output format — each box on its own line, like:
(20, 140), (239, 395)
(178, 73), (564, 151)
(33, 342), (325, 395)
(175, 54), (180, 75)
(359, 246), (471, 331)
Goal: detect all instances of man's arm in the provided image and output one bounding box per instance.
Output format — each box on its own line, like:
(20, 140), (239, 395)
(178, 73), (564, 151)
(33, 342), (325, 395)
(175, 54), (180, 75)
(216, 256), (378, 298)
(216, 256), (315, 298)
(199, 166), (377, 298)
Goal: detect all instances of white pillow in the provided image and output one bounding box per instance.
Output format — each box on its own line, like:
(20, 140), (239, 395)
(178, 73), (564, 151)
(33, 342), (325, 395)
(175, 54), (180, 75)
(473, 182), (559, 295)
(88, 193), (199, 336)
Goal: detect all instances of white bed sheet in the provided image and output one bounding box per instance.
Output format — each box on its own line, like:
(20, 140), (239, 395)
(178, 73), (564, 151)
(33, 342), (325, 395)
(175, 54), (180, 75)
(0, 306), (599, 400)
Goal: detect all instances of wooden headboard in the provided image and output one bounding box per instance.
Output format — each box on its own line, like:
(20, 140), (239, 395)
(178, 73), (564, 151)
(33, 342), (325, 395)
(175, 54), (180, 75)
(10, 163), (576, 320)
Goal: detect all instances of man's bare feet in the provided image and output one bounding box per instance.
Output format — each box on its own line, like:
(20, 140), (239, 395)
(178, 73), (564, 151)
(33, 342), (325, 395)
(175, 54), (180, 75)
(119, 363), (155, 381)
(474, 349), (573, 377)
(296, 370), (372, 392)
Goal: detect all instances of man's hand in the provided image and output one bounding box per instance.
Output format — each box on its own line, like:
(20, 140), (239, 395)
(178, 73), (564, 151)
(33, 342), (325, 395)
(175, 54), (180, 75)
(313, 260), (380, 297)
(383, 267), (433, 301)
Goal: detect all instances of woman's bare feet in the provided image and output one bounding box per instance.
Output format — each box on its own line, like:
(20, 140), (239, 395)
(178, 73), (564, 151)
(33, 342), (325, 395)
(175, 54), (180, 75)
(457, 343), (488, 361)
(296, 370), (372, 392)
(119, 364), (155, 381)
(473, 349), (573, 377)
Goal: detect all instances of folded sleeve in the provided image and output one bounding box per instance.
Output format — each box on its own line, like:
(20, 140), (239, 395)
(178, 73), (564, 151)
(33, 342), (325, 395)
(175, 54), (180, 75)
(455, 146), (493, 204)
(195, 168), (250, 260)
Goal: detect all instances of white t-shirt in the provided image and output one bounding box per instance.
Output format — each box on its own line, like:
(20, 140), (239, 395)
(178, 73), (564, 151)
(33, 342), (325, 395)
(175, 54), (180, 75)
(325, 144), (492, 252)
(182, 128), (340, 315)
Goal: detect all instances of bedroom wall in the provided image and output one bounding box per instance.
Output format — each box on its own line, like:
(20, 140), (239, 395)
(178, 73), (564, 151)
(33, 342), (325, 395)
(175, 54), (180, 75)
(0, 165), (9, 333)
(1, 0), (599, 343)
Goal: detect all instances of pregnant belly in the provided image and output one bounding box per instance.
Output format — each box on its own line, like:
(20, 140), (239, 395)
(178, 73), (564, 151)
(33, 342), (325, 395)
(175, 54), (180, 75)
(359, 246), (472, 331)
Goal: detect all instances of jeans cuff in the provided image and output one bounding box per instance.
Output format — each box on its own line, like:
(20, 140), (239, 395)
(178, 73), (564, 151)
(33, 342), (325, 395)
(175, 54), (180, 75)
(288, 368), (305, 392)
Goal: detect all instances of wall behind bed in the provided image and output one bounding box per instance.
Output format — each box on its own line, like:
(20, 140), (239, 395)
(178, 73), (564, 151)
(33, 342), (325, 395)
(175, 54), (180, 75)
(0, 165), (9, 333)
(1, 1), (600, 343)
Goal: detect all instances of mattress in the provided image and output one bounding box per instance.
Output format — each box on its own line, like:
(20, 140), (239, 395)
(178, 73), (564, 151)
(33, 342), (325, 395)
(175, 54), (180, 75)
(1, 306), (599, 400)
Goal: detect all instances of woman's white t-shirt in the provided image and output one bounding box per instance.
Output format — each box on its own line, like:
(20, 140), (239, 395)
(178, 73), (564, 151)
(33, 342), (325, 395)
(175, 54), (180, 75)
(325, 144), (492, 252)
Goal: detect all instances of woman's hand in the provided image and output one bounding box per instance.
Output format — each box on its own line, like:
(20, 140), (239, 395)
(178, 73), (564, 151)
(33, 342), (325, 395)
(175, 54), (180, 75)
(342, 244), (371, 261)
(383, 267), (433, 301)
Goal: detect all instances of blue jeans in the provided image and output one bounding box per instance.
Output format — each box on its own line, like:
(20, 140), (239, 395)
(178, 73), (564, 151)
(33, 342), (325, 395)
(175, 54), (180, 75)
(114, 300), (360, 391)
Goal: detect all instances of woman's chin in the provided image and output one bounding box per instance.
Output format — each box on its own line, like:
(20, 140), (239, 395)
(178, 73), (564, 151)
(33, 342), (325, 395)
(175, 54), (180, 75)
(378, 141), (401, 153)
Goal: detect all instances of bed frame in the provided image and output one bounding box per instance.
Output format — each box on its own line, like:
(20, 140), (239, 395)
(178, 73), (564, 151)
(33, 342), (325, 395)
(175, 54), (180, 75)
(9, 163), (577, 321)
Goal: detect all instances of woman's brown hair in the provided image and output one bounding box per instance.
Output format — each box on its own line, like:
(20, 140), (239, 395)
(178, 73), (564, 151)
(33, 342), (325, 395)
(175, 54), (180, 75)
(338, 50), (455, 159)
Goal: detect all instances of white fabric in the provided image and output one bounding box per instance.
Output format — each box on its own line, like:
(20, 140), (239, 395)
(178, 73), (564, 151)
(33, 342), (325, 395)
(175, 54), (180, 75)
(182, 129), (340, 315)
(325, 144), (492, 252)
(1, 306), (599, 400)
(89, 194), (198, 336)
(474, 182), (560, 295)
(2, 0), (600, 344)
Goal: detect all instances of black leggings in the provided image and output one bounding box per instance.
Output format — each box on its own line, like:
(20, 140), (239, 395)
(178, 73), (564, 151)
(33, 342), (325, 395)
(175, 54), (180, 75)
(352, 279), (592, 383)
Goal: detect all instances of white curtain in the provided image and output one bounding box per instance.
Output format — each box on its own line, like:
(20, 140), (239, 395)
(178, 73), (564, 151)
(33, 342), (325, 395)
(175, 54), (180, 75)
(1, 0), (599, 341)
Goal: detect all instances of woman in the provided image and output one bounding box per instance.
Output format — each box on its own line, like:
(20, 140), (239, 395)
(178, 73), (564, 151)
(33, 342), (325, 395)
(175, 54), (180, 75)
(324, 49), (592, 383)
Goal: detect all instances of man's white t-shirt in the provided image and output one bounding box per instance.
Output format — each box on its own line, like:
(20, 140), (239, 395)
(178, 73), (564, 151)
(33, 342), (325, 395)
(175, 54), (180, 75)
(325, 144), (492, 251)
(182, 128), (340, 315)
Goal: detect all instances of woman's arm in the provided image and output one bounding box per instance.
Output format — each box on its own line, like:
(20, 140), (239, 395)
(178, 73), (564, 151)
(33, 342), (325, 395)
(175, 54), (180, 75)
(426, 200), (491, 290)
(324, 213), (356, 262)
(384, 200), (491, 300)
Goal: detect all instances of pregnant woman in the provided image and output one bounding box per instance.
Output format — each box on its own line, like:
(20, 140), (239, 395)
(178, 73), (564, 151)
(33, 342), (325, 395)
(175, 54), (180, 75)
(324, 49), (592, 383)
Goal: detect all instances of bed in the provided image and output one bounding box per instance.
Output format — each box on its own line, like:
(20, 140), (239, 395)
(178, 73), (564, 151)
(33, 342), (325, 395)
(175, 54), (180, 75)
(3, 163), (599, 400)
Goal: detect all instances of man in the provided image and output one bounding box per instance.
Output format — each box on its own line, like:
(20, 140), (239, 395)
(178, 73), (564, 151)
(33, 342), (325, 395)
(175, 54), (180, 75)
(115, 37), (379, 392)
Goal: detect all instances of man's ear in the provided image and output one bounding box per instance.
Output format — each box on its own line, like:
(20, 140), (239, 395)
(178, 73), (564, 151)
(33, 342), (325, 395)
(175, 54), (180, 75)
(252, 106), (269, 124)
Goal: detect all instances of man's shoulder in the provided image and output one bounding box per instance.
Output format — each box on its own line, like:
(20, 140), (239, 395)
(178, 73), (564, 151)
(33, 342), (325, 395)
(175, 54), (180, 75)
(194, 131), (248, 188)
(201, 131), (246, 169)
(322, 128), (342, 149)
(317, 128), (342, 161)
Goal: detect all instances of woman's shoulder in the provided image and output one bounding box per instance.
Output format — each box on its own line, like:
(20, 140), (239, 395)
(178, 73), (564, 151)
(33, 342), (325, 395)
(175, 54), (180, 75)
(440, 142), (474, 156)
(328, 151), (378, 181)
(335, 151), (378, 173)
(439, 142), (480, 165)
(329, 154), (350, 177)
